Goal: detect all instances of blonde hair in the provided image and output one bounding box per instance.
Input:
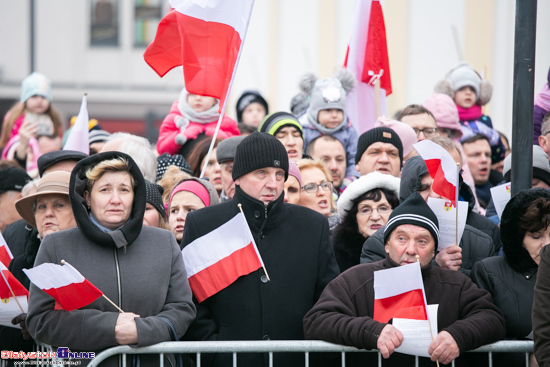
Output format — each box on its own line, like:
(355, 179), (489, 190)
(85, 157), (134, 192)
(158, 165), (192, 204)
(296, 158), (336, 212)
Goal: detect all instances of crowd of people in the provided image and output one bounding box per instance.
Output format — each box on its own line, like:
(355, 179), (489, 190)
(0, 62), (550, 367)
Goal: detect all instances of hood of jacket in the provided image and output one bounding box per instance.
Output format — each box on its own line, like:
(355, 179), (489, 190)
(69, 151), (146, 248)
(399, 156), (428, 203)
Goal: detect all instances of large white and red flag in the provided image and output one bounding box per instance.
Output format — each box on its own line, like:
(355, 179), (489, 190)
(182, 212), (264, 303)
(0, 232), (14, 268)
(373, 261), (428, 323)
(144, 0), (254, 113)
(23, 262), (102, 311)
(414, 139), (460, 207)
(63, 95), (89, 155)
(344, 0), (392, 134)
(0, 262), (28, 300)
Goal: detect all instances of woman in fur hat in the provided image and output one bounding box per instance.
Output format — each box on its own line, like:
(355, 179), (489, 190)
(472, 188), (550, 366)
(332, 171), (400, 272)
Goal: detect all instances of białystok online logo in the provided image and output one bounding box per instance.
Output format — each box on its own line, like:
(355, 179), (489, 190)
(1, 348), (95, 360)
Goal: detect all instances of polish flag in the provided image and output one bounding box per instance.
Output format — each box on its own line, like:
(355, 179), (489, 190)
(23, 262), (103, 311)
(373, 262), (427, 323)
(414, 139), (460, 207)
(63, 95), (89, 155)
(0, 232), (14, 268)
(182, 212), (264, 303)
(144, 0), (255, 112)
(344, 0), (392, 134)
(0, 262), (28, 299)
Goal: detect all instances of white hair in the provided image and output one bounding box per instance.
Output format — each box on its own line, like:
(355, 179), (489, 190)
(102, 132), (157, 182)
(22, 178), (41, 197)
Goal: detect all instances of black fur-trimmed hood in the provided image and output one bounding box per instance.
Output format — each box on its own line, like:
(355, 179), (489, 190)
(69, 151), (146, 248)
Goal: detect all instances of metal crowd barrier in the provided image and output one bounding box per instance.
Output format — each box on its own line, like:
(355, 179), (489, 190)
(1, 340), (533, 366)
(82, 340), (533, 367)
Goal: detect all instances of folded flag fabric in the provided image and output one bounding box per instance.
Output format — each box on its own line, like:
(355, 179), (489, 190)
(144, 0), (254, 112)
(63, 95), (89, 154)
(23, 262), (102, 311)
(414, 139), (460, 206)
(0, 262), (28, 299)
(373, 261), (428, 323)
(182, 212), (263, 303)
(0, 232), (13, 268)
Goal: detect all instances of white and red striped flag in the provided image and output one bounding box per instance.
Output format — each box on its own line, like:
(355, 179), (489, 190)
(182, 212), (264, 303)
(144, 0), (254, 113)
(23, 262), (102, 311)
(0, 232), (14, 268)
(0, 262), (28, 300)
(63, 94), (89, 155)
(373, 261), (428, 323)
(344, 0), (392, 134)
(414, 139), (460, 207)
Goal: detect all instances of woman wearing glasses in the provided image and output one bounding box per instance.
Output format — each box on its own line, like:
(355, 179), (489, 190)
(332, 171), (400, 272)
(297, 159), (339, 231)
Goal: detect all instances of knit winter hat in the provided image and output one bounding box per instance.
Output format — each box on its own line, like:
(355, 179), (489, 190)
(374, 117), (417, 158)
(288, 160), (302, 187)
(145, 180), (165, 218)
(337, 171), (400, 219)
(156, 153), (193, 181)
(216, 136), (246, 164)
(434, 62), (493, 106)
(0, 167), (31, 195)
(384, 191), (440, 250)
(503, 145), (550, 186)
(423, 93), (463, 139)
(20, 72), (52, 103)
(258, 112), (303, 139)
(355, 127), (404, 165)
(236, 90), (269, 123)
(89, 129), (111, 145)
(167, 177), (220, 218)
(232, 132), (289, 180)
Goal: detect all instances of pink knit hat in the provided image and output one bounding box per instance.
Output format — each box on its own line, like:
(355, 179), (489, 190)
(288, 160), (302, 186)
(424, 93), (463, 139)
(373, 117), (417, 158)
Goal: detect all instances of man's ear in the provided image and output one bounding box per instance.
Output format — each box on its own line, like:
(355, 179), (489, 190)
(385, 243), (390, 255)
(539, 135), (549, 154)
(234, 178), (240, 186)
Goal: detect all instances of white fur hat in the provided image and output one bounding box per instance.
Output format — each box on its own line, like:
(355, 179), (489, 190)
(337, 171), (400, 219)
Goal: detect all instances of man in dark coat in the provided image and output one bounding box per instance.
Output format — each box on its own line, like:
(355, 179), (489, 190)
(304, 192), (506, 366)
(181, 132), (340, 367)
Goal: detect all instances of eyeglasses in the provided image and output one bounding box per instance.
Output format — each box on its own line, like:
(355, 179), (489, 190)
(358, 205), (392, 216)
(301, 181), (333, 194)
(413, 127), (438, 138)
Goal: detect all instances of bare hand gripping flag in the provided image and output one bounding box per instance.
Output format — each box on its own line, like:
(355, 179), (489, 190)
(23, 262), (102, 311)
(182, 212), (264, 302)
(144, 0), (254, 112)
(373, 261), (428, 323)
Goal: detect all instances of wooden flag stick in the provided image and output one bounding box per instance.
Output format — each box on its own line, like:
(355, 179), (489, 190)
(0, 271), (24, 314)
(238, 204), (270, 281)
(416, 255), (440, 367)
(60, 259), (124, 313)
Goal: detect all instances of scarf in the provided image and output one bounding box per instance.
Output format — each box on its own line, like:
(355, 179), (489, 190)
(535, 83), (550, 111)
(178, 97), (221, 124)
(457, 104), (482, 122)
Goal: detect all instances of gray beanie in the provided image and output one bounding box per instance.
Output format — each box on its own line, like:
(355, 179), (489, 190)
(232, 132), (289, 180)
(503, 145), (550, 186)
(216, 136), (246, 164)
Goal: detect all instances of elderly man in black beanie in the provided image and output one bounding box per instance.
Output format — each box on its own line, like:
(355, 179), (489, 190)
(181, 132), (339, 367)
(304, 192), (505, 367)
(355, 126), (403, 177)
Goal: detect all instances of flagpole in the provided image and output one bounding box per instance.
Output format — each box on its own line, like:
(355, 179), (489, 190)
(455, 163), (460, 248)
(237, 204), (270, 280)
(200, 1), (256, 178)
(61, 260), (124, 313)
(415, 255), (440, 367)
(0, 271), (24, 314)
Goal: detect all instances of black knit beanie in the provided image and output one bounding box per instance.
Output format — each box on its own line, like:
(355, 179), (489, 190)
(355, 127), (403, 165)
(145, 180), (165, 218)
(236, 90), (269, 123)
(384, 192), (440, 251)
(232, 132), (289, 180)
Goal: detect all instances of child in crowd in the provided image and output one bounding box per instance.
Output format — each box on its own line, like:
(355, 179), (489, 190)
(156, 88), (239, 157)
(0, 72), (63, 177)
(298, 68), (359, 178)
(534, 66), (550, 144)
(435, 62), (506, 165)
(235, 90), (269, 128)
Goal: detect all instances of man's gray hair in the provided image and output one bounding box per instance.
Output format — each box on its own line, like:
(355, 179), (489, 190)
(102, 132), (157, 182)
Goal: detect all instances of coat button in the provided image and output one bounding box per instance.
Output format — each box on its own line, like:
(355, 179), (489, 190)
(263, 335), (270, 340)
(254, 211), (260, 219)
(260, 232), (265, 239)
(260, 275), (269, 283)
